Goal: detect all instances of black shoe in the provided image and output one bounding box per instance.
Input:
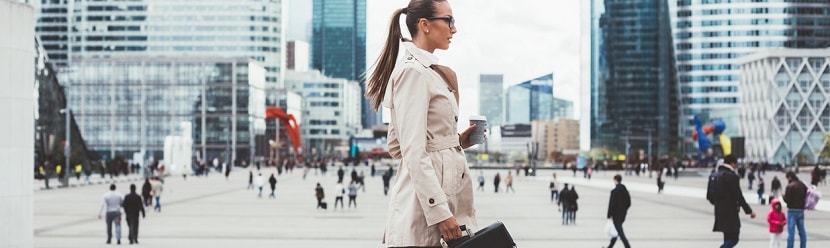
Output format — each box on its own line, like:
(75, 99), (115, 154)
(134, 240), (138, 244)
(117, 240), (121, 245)
(106, 240), (111, 244)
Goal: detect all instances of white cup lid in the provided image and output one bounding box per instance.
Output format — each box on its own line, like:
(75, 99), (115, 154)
(469, 115), (487, 121)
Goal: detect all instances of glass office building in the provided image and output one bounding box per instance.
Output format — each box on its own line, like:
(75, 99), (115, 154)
(669, 0), (830, 150)
(62, 57), (267, 164)
(311, 0), (373, 128)
(505, 74), (555, 124)
(591, 0), (678, 156)
(33, 0), (286, 87)
(479, 74), (504, 128)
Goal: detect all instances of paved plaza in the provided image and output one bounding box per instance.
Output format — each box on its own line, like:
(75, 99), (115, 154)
(33, 166), (830, 248)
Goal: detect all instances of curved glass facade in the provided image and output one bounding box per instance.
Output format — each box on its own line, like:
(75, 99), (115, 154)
(669, 0), (830, 143)
(63, 57), (266, 164)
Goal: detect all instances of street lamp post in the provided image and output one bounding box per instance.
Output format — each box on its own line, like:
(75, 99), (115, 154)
(60, 108), (70, 187)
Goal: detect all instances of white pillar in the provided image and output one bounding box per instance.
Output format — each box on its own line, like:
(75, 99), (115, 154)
(0, 0), (34, 247)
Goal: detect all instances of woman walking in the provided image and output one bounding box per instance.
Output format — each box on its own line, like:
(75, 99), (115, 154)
(365, 1), (478, 246)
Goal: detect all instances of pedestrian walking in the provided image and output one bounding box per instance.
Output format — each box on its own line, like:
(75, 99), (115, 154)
(348, 180), (358, 209)
(256, 173), (264, 198)
(708, 155), (756, 248)
(558, 183), (572, 225)
(748, 170), (756, 190)
(247, 170), (254, 190)
(358, 171), (366, 192)
(505, 171), (515, 193)
(268, 173), (277, 198)
(334, 182), (345, 210)
(337, 166), (345, 183)
(657, 174), (665, 194)
(315, 183), (325, 210)
(150, 177), (163, 212)
(772, 176), (782, 199)
(606, 175), (631, 248)
(569, 186), (579, 224)
(477, 172), (485, 191)
(365, 1), (478, 245)
(758, 178), (766, 204)
(122, 184), (145, 244)
(784, 171), (808, 248)
(549, 173), (559, 203)
(768, 198), (787, 248)
(141, 178), (152, 207)
(97, 184), (123, 245)
(494, 173), (501, 193)
(382, 169), (392, 196)
(75, 164), (82, 182)
(811, 165), (821, 186)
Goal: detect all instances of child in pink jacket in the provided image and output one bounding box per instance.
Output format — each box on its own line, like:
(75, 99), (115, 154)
(767, 198), (787, 248)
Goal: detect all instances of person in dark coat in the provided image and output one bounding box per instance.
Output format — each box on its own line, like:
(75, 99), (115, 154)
(606, 174), (631, 248)
(493, 173), (501, 193)
(122, 184), (145, 244)
(268, 173), (277, 198)
(337, 166), (345, 183)
(558, 184), (571, 225)
(568, 186), (579, 224)
(141, 179), (152, 207)
(784, 171), (808, 248)
(771, 176), (782, 199)
(382, 169), (392, 196)
(710, 155), (756, 248)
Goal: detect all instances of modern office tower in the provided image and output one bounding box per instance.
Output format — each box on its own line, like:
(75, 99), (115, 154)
(740, 49), (830, 164)
(591, 0), (677, 156)
(62, 57), (267, 165)
(311, 0), (373, 128)
(287, 40), (310, 72)
(505, 74), (555, 124)
(670, 0), (830, 151)
(479, 74), (504, 127)
(553, 97), (574, 120)
(285, 70), (362, 158)
(32, 0), (286, 87)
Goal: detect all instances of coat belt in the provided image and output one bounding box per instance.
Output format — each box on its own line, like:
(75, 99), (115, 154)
(426, 135), (460, 152)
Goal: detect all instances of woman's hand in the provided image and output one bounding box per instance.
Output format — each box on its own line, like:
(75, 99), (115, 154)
(459, 124), (478, 149)
(438, 216), (462, 241)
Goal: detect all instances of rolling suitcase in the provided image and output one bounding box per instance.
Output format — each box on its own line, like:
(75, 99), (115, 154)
(442, 221), (516, 248)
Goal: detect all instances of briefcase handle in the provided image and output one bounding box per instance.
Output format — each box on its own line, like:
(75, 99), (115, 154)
(440, 225), (473, 248)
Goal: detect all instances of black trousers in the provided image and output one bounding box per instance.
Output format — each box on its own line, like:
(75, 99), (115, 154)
(142, 194), (152, 206)
(126, 214), (140, 242)
(607, 218), (630, 248)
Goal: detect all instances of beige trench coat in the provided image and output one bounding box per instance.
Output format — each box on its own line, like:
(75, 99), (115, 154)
(381, 42), (477, 247)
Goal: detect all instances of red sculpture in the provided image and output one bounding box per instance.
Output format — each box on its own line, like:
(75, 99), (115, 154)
(265, 107), (302, 160)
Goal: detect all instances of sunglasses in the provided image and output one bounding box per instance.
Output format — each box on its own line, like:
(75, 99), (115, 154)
(425, 16), (455, 29)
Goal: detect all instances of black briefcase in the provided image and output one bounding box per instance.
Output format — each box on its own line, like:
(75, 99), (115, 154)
(442, 221), (516, 248)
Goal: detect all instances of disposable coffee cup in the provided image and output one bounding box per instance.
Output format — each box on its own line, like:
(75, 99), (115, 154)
(468, 115), (487, 145)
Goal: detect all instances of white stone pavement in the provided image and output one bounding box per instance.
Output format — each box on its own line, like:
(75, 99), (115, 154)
(33, 167), (830, 248)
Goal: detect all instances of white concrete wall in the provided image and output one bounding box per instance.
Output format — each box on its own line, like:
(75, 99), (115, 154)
(0, 0), (35, 247)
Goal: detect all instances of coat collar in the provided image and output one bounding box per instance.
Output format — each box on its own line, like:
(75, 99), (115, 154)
(402, 42), (438, 67)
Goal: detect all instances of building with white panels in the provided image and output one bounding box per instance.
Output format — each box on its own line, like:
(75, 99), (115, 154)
(739, 49), (830, 164)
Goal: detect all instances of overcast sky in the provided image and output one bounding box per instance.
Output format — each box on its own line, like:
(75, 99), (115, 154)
(288, 0), (583, 127)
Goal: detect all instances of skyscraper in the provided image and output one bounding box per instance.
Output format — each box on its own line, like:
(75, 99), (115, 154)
(32, 0), (286, 87)
(311, 0), (373, 128)
(479, 74), (504, 127)
(669, 0), (830, 151)
(591, 0), (678, 156)
(505, 74), (554, 124)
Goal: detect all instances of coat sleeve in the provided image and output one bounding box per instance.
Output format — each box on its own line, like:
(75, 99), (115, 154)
(393, 67), (452, 227)
(607, 189), (616, 218)
(732, 176), (753, 214)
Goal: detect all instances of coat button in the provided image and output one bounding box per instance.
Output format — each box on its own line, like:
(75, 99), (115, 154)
(454, 116), (458, 122)
(429, 198), (435, 204)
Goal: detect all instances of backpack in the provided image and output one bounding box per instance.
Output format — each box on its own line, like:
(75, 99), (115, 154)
(706, 171), (722, 205)
(549, 182), (555, 189)
(806, 185), (822, 210)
